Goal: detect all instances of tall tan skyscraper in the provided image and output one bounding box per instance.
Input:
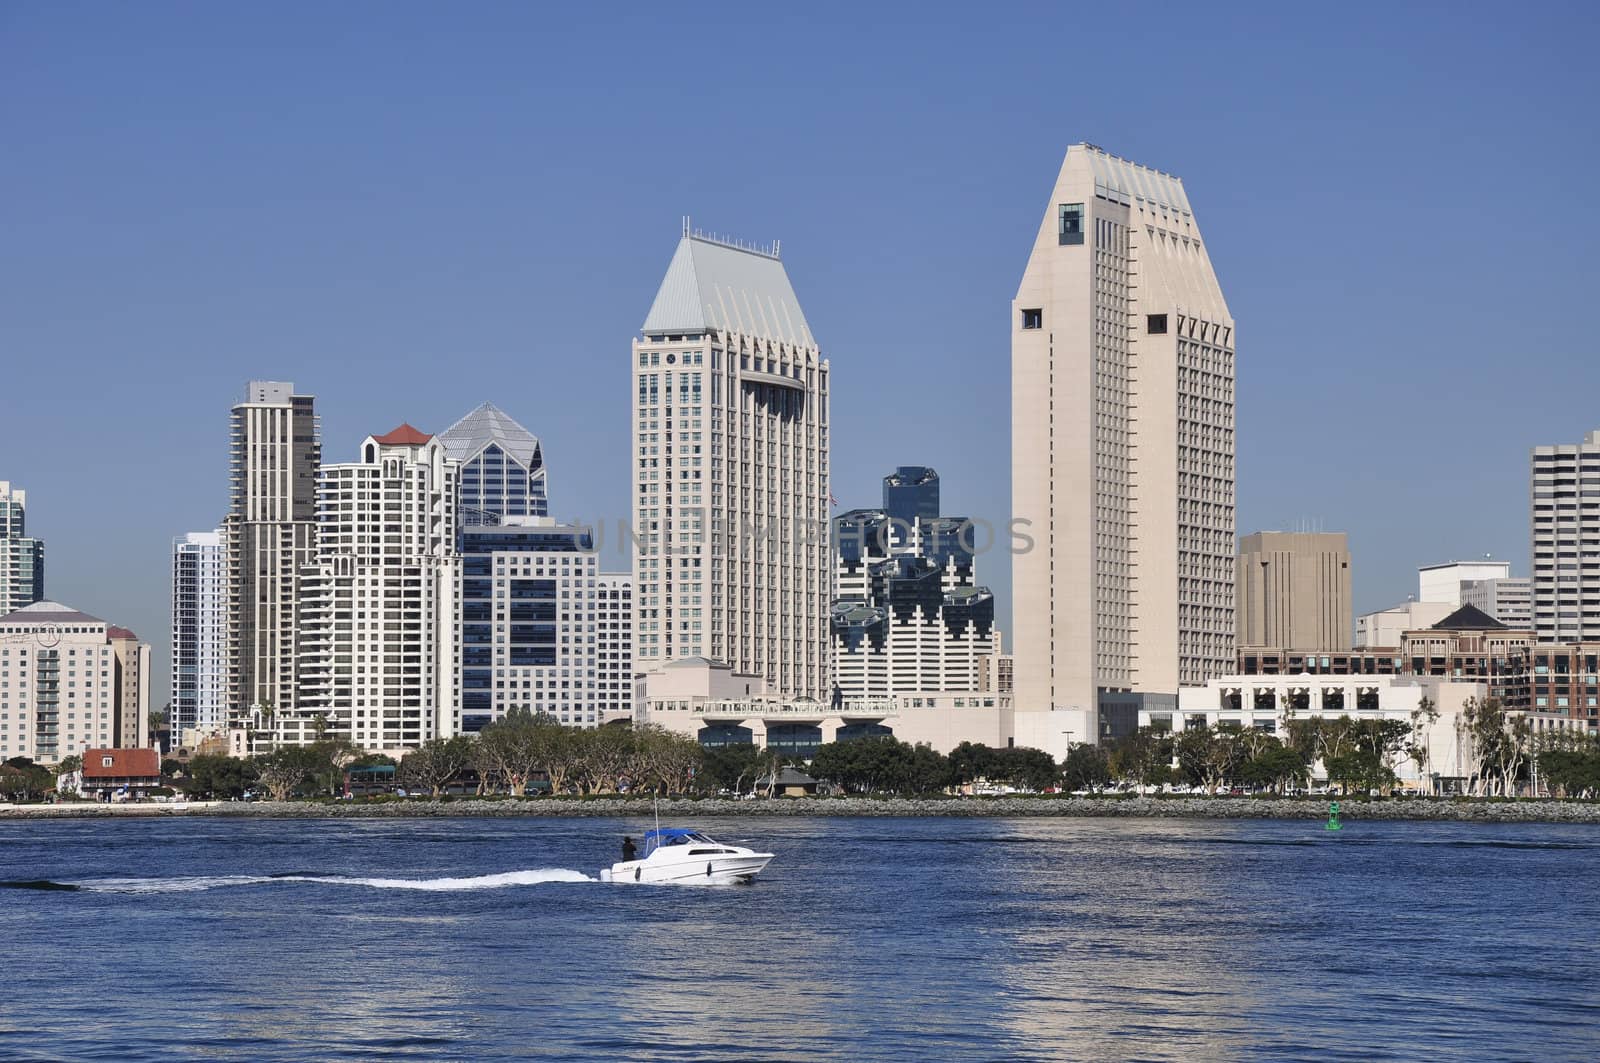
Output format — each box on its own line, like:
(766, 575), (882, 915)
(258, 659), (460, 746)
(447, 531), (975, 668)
(633, 227), (830, 697)
(1236, 532), (1351, 651)
(223, 381), (320, 734)
(1011, 145), (1235, 753)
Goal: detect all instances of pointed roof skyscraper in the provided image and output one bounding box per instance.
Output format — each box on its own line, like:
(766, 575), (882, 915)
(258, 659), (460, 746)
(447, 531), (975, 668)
(437, 402), (549, 523)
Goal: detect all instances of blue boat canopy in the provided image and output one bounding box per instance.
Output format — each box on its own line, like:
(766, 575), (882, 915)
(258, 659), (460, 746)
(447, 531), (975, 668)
(644, 828), (696, 842)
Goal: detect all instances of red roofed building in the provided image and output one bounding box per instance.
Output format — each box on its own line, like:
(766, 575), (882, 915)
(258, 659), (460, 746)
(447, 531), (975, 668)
(372, 423), (433, 446)
(81, 747), (162, 800)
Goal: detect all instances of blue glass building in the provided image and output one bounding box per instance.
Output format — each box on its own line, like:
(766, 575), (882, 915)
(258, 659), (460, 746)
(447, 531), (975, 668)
(437, 402), (549, 526)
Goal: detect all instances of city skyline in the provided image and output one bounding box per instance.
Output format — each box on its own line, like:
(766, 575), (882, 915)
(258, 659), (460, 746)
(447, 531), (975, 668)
(4, 4), (1598, 711)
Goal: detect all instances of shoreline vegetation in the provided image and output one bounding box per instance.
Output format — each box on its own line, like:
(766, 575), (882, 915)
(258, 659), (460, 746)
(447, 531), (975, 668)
(7, 795), (1600, 823)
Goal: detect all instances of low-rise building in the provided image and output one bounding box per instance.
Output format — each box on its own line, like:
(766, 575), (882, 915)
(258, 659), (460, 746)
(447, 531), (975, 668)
(638, 658), (1009, 756)
(80, 747), (162, 800)
(1355, 601), (1453, 648)
(1147, 674), (1486, 790)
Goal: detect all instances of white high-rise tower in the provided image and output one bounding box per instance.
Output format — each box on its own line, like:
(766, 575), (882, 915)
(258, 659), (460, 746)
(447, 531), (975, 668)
(633, 227), (830, 698)
(1011, 145), (1236, 752)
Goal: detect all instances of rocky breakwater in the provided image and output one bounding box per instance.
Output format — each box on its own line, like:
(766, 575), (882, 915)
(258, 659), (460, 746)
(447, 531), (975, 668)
(9, 796), (1600, 823)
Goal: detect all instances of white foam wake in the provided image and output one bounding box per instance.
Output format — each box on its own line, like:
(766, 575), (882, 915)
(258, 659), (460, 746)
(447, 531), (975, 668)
(75, 868), (595, 893)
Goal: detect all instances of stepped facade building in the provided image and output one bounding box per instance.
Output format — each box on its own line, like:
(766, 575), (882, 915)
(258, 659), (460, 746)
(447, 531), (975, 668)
(832, 467), (998, 698)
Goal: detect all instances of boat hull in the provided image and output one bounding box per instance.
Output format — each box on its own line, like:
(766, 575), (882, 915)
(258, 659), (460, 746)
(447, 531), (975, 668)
(601, 853), (773, 886)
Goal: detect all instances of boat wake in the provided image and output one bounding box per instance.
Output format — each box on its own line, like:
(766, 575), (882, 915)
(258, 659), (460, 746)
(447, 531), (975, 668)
(1, 868), (595, 894)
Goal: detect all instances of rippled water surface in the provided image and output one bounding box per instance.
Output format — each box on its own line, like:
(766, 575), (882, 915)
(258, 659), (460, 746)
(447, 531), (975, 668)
(2, 815), (1598, 1061)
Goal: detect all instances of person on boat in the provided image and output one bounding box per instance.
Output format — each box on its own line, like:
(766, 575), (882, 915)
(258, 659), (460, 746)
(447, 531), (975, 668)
(621, 836), (637, 862)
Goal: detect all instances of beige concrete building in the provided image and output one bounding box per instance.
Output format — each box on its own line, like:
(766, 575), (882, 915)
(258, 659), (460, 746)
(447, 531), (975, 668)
(1418, 559), (1511, 609)
(0, 601), (151, 765)
(637, 658), (1009, 756)
(1011, 144), (1235, 754)
(633, 226), (830, 698)
(1236, 532), (1351, 651)
(1355, 600), (1452, 648)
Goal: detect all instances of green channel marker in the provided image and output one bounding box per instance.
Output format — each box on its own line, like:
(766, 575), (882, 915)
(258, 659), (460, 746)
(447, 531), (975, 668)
(1326, 801), (1342, 831)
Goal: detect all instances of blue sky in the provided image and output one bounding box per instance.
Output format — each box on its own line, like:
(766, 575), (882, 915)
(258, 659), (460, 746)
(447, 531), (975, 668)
(3, 1), (1598, 707)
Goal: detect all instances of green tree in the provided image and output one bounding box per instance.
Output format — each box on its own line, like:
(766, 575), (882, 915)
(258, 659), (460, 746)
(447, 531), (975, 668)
(255, 747), (319, 801)
(1061, 744), (1110, 792)
(948, 742), (1000, 785)
(1110, 727), (1176, 791)
(477, 709), (565, 796)
(809, 737), (952, 795)
(1325, 749), (1398, 794)
(698, 743), (766, 794)
(1174, 724), (1246, 793)
(58, 754), (83, 775)
(399, 736), (474, 798)
(1239, 742), (1308, 793)
(0, 760), (54, 802)
(183, 754), (258, 799)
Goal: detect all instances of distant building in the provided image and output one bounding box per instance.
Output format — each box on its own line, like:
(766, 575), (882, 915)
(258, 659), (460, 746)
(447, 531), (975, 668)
(107, 625), (151, 751)
(831, 467), (998, 700)
(978, 652), (1014, 695)
(595, 572), (635, 722)
(436, 402), (550, 525)
(637, 657), (1007, 756)
(1418, 559), (1512, 609)
(1531, 430), (1600, 643)
(1458, 577), (1533, 630)
(171, 531), (226, 738)
(0, 481), (45, 615)
(1355, 601), (1452, 649)
(1236, 531), (1351, 651)
(0, 601), (152, 765)
(633, 228), (831, 698)
(1236, 647), (1406, 677)
(223, 381), (320, 728)
(290, 424), (460, 754)
(1011, 144), (1236, 756)
(459, 519), (625, 732)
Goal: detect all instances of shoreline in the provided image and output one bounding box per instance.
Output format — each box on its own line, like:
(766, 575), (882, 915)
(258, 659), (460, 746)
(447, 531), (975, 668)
(5, 796), (1600, 824)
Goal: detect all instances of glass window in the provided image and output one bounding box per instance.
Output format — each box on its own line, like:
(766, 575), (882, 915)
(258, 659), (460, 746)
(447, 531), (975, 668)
(1058, 203), (1084, 245)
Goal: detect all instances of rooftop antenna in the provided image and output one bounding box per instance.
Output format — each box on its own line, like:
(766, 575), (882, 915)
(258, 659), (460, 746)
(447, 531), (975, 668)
(682, 215), (691, 237)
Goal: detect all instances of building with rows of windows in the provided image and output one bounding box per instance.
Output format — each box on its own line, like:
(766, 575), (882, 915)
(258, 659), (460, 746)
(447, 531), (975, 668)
(1, 481), (45, 616)
(280, 424), (461, 755)
(458, 519), (631, 732)
(633, 226), (830, 700)
(1011, 145), (1236, 755)
(0, 601), (150, 765)
(831, 466), (998, 699)
(171, 530), (226, 742)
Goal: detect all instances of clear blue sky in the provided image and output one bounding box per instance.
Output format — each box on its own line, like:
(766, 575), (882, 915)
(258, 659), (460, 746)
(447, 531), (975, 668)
(4, 1), (1598, 708)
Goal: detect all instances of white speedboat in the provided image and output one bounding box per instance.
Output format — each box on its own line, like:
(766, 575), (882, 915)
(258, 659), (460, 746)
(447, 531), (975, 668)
(600, 828), (773, 885)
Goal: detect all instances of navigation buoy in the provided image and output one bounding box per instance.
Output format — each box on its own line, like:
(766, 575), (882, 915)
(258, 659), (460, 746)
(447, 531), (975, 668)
(1326, 801), (1342, 831)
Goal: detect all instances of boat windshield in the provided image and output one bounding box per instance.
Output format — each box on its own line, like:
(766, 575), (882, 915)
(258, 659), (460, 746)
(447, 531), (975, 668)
(642, 828), (718, 855)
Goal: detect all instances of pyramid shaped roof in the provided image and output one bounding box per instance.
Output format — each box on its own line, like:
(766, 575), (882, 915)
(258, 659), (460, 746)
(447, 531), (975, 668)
(373, 422), (432, 446)
(642, 234), (814, 348)
(436, 403), (543, 468)
(1431, 604), (1507, 631)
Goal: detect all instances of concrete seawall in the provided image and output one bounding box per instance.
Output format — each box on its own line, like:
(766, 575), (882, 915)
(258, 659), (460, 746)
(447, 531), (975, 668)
(6, 797), (1600, 823)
